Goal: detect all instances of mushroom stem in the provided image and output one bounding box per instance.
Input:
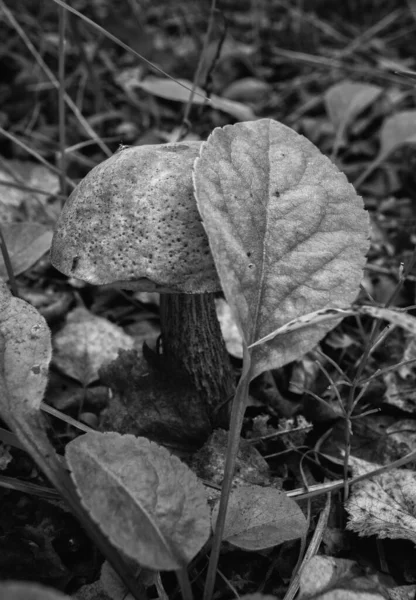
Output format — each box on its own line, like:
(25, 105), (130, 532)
(159, 292), (235, 424)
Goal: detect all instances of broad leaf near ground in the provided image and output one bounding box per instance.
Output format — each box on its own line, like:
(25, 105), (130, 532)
(193, 118), (369, 380)
(345, 455), (416, 544)
(211, 484), (307, 550)
(66, 431), (211, 570)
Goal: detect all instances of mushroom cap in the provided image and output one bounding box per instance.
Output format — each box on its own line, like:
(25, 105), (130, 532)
(50, 141), (220, 293)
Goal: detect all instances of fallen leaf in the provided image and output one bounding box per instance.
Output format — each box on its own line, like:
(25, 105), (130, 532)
(130, 76), (257, 121)
(380, 111), (416, 157)
(52, 307), (134, 385)
(0, 159), (59, 222)
(222, 77), (272, 105)
(66, 431), (211, 570)
(355, 110), (416, 187)
(345, 455), (416, 544)
(211, 484), (307, 551)
(324, 81), (382, 131)
(0, 222), (52, 280)
(299, 555), (388, 600)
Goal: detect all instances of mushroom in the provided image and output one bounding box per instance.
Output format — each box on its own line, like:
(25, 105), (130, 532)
(50, 142), (235, 444)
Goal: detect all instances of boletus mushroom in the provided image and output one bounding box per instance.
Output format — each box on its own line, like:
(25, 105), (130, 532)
(50, 142), (235, 446)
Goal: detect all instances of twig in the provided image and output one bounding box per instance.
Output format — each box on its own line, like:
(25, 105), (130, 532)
(176, 0), (218, 142)
(283, 492), (331, 600)
(58, 4), (68, 201)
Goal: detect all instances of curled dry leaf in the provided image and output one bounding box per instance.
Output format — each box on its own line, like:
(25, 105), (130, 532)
(66, 431), (211, 570)
(211, 484), (307, 551)
(345, 455), (416, 544)
(193, 118), (369, 380)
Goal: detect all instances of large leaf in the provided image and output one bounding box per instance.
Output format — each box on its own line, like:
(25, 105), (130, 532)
(193, 118), (369, 380)
(211, 484), (307, 551)
(66, 431), (211, 570)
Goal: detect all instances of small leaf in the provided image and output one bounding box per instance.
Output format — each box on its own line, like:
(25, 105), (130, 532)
(0, 222), (52, 280)
(193, 118), (369, 380)
(211, 484), (307, 551)
(132, 76), (256, 121)
(345, 455), (416, 544)
(0, 581), (70, 600)
(52, 307), (134, 385)
(299, 555), (388, 600)
(355, 110), (416, 188)
(324, 81), (382, 131)
(324, 82), (382, 159)
(0, 159), (59, 222)
(380, 110), (416, 156)
(66, 431), (211, 570)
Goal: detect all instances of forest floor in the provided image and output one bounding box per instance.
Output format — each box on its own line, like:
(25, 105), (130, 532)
(2, 1), (416, 599)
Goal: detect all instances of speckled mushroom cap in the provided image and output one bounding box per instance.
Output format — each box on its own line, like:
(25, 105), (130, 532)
(50, 141), (221, 293)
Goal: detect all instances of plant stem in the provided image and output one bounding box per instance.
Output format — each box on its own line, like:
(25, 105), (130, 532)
(176, 567), (194, 600)
(203, 353), (251, 600)
(159, 292), (235, 424)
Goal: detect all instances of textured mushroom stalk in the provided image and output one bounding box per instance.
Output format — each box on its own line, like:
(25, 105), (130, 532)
(160, 293), (235, 419)
(51, 141), (235, 434)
